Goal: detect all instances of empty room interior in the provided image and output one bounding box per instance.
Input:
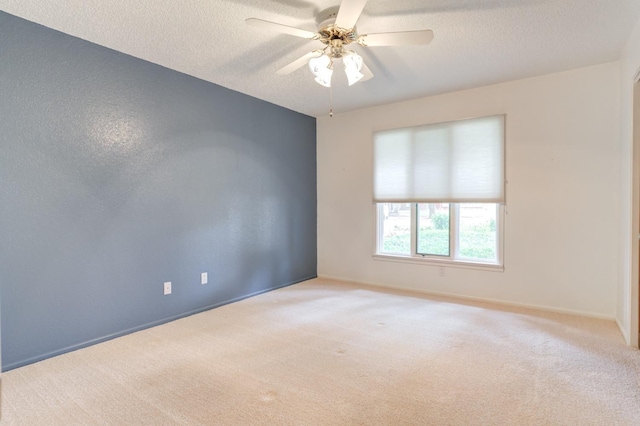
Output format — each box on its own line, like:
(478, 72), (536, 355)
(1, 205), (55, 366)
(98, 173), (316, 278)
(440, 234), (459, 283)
(2, 0), (640, 424)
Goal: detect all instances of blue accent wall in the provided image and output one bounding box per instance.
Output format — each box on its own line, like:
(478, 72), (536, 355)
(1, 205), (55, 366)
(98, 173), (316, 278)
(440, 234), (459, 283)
(0, 11), (317, 370)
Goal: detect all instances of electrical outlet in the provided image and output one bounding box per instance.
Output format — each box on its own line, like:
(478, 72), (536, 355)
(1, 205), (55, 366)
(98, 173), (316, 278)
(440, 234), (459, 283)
(439, 266), (445, 277)
(201, 272), (208, 285)
(164, 281), (172, 295)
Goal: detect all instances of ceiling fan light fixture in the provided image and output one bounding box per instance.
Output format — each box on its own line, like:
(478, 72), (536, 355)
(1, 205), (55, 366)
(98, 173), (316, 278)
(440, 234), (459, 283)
(309, 54), (334, 87)
(247, 0), (435, 91)
(314, 71), (333, 87)
(343, 51), (364, 86)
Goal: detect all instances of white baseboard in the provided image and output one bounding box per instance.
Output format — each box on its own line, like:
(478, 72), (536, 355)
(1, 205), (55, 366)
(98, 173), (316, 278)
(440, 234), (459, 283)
(316, 274), (616, 321)
(616, 317), (631, 345)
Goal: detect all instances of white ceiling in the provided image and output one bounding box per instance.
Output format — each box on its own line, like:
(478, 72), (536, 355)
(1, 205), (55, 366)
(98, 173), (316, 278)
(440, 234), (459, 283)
(1, 0), (639, 117)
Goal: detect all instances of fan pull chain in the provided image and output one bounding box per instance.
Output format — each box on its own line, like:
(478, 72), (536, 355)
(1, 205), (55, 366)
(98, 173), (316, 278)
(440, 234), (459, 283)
(329, 84), (334, 118)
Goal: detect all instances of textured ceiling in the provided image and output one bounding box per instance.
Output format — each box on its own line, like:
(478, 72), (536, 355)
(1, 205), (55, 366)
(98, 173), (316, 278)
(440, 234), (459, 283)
(1, 0), (639, 117)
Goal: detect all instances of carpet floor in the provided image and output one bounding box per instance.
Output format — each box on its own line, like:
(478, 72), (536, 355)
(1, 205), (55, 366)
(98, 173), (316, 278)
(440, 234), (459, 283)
(2, 278), (640, 425)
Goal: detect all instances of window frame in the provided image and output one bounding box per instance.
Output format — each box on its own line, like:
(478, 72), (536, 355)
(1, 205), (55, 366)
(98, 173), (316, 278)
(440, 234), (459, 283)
(374, 203), (505, 272)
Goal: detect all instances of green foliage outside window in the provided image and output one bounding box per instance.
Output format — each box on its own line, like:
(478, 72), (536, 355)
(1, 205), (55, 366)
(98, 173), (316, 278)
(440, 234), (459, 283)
(383, 220), (496, 260)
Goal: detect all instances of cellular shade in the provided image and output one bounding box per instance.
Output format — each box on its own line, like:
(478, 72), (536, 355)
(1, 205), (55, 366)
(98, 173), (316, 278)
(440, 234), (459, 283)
(373, 115), (505, 203)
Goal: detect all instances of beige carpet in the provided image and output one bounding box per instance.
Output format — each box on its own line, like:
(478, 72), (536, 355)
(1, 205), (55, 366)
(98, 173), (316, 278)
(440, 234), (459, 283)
(2, 278), (640, 425)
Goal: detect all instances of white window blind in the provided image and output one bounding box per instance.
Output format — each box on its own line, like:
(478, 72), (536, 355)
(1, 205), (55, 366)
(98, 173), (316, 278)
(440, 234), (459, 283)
(373, 115), (505, 203)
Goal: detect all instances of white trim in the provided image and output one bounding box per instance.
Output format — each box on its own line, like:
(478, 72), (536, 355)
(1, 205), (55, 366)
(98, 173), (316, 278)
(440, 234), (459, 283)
(497, 203), (506, 266)
(373, 253), (504, 272)
(375, 203), (384, 254)
(451, 203), (459, 259)
(410, 203), (418, 255)
(632, 77), (640, 348)
(616, 317), (630, 343)
(317, 274), (616, 321)
(376, 202), (504, 267)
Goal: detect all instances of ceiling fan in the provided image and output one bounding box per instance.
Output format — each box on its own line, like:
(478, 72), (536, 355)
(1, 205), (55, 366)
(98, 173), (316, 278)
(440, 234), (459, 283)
(246, 0), (434, 88)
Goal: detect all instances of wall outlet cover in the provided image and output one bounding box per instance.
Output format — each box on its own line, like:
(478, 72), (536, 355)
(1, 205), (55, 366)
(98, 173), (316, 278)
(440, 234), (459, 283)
(164, 281), (172, 295)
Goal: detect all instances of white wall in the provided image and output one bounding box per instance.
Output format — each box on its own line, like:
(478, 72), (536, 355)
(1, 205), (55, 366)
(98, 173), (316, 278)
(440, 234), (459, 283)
(618, 15), (640, 346)
(318, 62), (621, 318)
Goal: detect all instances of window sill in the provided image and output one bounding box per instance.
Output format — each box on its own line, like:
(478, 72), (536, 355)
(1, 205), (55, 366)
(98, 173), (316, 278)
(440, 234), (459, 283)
(372, 254), (504, 272)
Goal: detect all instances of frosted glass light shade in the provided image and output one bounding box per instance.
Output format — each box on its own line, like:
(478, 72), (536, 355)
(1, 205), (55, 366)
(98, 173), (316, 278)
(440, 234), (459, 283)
(343, 52), (364, 86)
(309, 55), (333, 87)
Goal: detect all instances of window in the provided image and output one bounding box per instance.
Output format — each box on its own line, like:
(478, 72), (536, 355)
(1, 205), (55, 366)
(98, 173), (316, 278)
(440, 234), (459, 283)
(373, 115), (505, 269)
(377, 203), (503, 266)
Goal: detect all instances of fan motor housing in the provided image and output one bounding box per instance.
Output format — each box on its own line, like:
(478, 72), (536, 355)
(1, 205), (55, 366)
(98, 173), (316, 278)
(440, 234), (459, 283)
(318, 24), (357, 46)
(316, 7), (357, 47)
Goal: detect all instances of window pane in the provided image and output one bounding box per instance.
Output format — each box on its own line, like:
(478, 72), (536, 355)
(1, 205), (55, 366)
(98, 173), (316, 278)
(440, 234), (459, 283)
(417, 203), (450, 256)
(379, 203), (411, 255)
(458, 204), (497, 261)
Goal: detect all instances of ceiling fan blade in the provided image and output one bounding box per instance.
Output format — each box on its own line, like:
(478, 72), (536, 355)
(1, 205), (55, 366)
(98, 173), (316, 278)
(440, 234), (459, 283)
(361, 62), (374, 82)
(276, 51), (322, 75)
(359, 30), (434, 47)
(335, 0), (368, 29)
(245, 18), (317, 39)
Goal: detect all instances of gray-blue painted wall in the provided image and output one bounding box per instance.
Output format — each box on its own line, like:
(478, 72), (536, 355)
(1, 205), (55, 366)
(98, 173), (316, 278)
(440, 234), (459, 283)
(0, 12), (317, 370)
